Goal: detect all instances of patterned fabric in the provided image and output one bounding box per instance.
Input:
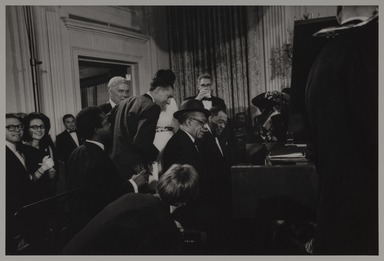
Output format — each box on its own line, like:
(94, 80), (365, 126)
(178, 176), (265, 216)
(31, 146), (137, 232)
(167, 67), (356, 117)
(167, 6), (250, 118)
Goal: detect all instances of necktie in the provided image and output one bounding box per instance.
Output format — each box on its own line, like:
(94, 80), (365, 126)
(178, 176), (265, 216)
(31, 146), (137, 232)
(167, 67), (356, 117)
(202, 97), (213, 101)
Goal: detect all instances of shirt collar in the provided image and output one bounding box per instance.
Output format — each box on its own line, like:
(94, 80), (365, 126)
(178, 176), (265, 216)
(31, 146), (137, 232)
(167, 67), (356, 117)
(109, 99), (117, 108)
(86, 139), (104, 150)
(180, 128), (195, 143)
(6, 141), (17, 152)
(146, 92), (155, 102)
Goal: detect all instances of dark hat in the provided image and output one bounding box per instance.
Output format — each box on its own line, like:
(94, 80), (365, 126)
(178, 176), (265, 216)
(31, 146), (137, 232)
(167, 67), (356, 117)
(251, 92), (277, 110)
(174, 99), (211, 120)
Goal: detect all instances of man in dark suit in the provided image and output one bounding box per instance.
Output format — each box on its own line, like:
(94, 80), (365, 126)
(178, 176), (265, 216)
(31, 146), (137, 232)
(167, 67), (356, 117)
(195, 106), (232, 253)
(162, 99), (211, 236)
(62, 163), (199, 255)
(184, 73), (227, 112)
(110, 70), (175, 180)
(162, 99), (210, 186)
(197, 106), (229, 195)
(306, 6), (378, 254)
(5, 113), (34, 254)
(56, 114), (83, 165)
(66, 107), (148, 236)
(99, 76), (130, 115)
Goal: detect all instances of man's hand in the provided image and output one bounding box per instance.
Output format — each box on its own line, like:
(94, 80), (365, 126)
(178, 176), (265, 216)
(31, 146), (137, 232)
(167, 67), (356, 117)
(131, 169), (149, 187)
(195, 88), (211, 100)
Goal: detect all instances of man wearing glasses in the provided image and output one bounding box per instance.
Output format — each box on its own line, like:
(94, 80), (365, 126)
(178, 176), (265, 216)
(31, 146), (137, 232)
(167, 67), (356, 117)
(162, 99), (213, 243)
(5, 113), (33, 254)
(184, 73), (227, 112)
(162, 99), (210, 177)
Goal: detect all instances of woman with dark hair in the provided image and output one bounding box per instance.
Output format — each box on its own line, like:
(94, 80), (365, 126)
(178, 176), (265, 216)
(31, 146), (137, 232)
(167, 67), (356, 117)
(22, 112), (58, 201)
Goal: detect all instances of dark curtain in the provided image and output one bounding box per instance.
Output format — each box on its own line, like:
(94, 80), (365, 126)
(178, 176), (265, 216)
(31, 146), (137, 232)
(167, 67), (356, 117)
(167, 6), (250, 118)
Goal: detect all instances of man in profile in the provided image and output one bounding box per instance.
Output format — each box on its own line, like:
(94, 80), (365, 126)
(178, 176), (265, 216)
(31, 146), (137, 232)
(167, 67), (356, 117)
(99, 76), (130, 115)
(162, 99), (215, 248)
(110, 70), (175, 181)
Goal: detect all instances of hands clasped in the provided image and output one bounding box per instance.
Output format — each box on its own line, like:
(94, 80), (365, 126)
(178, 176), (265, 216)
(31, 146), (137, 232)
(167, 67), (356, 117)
(40, 155), (55, 171)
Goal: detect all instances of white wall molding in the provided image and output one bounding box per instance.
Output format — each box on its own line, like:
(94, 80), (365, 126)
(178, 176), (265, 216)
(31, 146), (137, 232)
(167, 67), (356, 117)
(61, 16), (149, 45)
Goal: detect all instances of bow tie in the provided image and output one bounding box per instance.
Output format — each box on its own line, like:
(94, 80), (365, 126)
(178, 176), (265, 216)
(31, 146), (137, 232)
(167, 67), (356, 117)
(68, 130), (76, 133)
(202, 97), (213, 101)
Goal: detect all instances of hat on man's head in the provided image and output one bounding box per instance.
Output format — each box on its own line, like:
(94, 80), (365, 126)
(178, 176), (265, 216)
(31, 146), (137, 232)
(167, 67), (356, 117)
(174, 99), (211, 120)
(251, 92), (277, 110)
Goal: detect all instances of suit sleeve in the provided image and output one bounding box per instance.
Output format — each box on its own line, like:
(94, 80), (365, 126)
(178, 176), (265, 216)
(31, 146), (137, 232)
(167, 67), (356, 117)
(55, 134), (64, 161)
(132, 104), (161, 164)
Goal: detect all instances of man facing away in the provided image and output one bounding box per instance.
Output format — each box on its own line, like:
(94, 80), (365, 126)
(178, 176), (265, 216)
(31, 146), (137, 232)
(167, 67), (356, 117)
(62, 163), (199, 255)
(66, 107), (148, 236)
(99, 76), (130, 115)
(305, 6), (378, 254)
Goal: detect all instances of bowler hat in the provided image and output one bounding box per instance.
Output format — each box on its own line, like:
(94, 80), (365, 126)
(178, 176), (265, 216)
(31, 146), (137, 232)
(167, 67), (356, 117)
(174, 99), (211, 120)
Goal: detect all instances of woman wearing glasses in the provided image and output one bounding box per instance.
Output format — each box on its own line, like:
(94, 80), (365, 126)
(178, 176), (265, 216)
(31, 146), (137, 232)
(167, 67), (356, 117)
(22, 112), (58, 201)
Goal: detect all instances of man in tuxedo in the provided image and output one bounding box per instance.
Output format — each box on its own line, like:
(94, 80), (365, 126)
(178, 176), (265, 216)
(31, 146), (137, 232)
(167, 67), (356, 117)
(66, 107), (148, 236)
(5, 113), (34, 253)
(56, 114), (83, 166)
(184, 73), (227, 112)
(62, 163), (199, 255)
(196, 107), (232, 252)
(110, 70), (174, 181)
(99, 76), (130, 115)
(306, 6), (378, 254)
(197, 107), (229, 183)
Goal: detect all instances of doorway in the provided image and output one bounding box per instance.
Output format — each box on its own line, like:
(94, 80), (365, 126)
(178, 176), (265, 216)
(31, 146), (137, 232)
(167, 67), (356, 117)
(78, 56), (135, 108)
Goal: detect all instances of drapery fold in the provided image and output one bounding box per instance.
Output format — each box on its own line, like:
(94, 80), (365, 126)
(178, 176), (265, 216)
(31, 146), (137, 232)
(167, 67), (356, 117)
(167, 6), (250, 117)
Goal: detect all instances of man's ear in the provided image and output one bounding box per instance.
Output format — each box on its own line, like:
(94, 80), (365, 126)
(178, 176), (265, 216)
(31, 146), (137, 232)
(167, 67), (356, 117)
(153, 87), (160, 94)
(186, 118), (192, 127)
(208, 115), (213, 122)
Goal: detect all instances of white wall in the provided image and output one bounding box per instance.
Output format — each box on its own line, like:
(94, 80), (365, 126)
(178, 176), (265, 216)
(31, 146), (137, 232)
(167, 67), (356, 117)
(6, 5), (335, 136)
(6, 6), (169, 138)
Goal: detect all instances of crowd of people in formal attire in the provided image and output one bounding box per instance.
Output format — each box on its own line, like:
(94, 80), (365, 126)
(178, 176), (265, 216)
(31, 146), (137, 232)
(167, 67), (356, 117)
(5, 5), (378, 256)
(6, 71), (267, 254)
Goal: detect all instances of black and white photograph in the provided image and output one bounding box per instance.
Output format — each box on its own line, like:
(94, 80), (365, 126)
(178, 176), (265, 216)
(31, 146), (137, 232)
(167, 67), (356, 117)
(3, 2), (381, 257)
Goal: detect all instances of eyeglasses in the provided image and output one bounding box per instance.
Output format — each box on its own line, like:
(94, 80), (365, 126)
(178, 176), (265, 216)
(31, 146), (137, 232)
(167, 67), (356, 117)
(6, 124), (24, 132)
(190, 118), (207, 127)
(29, 124), (45, 130)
